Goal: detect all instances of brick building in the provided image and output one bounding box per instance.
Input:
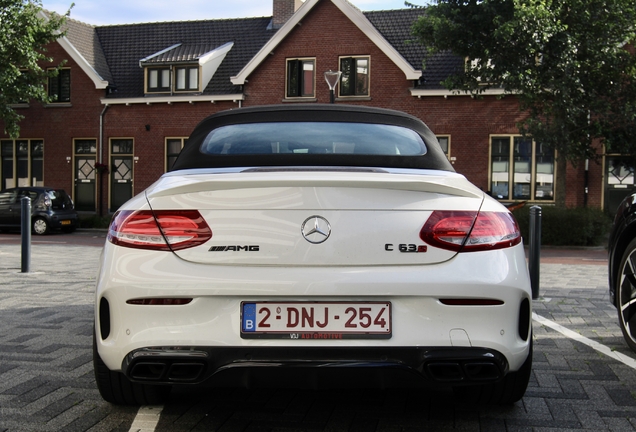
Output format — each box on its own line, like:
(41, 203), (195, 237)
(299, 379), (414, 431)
(1, 0), (626, 216)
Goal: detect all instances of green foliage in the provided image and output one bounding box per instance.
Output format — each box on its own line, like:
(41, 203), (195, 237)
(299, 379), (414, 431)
(412, 0), (636, 163)
(0, 0), (70, 138)
(512, 205), (611, 246)
(78, 214), (112, 229)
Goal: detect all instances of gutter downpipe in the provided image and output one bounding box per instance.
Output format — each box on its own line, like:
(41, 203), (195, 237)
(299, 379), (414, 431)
(99, 104), (109, 217)
(584, 159), (589, 207)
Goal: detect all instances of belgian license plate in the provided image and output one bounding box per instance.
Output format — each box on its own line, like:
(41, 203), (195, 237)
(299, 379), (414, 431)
(241, 302), (391, 339)
(60, 220), (71, 225)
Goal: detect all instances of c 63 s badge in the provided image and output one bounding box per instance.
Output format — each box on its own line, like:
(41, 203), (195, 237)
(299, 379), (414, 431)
(385, 244), (427, 253)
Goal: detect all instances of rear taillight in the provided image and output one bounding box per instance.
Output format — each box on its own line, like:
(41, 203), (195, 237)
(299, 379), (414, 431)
(108, 210), (212, 251)
(420, 211), (521, 252)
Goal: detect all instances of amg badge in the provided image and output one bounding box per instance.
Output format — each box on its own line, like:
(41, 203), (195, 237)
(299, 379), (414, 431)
(209, 245), (260, 252)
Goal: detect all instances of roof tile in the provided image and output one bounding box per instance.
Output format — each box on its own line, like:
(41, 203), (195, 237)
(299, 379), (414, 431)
(96, 18), (275, 97)
(364, 8), (463, 90)
(64, 18), (114, 84)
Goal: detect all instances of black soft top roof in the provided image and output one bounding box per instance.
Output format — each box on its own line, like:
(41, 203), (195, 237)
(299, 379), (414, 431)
(171, 104), (454, 172)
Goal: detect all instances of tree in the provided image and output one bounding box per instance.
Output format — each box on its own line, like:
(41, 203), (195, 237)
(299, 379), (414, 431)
(0, 0), (69, 138)
(412, 0), (636, 207)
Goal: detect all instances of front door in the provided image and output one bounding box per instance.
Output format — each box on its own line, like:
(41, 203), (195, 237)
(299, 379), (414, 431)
(110, 139), (133, 211)
(605, 156), (636, 216)
(74, 140), (97, 212)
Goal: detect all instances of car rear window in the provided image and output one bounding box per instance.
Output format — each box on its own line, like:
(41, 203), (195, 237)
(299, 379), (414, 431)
(199, 122), (427, 156)
(47, 190), (72, 209)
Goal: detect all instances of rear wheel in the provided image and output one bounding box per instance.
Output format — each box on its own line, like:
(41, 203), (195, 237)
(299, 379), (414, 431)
(32, 217), (49, 235)
(617, 238), (636, 352)
(454, 338), (532, 405)
(93, 331), (170, 405)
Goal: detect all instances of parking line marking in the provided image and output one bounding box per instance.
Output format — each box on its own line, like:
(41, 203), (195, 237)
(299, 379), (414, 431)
(128, 405), (163, 432)
(533, 313), (636, 370)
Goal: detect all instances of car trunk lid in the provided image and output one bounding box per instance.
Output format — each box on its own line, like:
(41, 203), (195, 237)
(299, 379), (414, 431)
(144, 170), (485, 266)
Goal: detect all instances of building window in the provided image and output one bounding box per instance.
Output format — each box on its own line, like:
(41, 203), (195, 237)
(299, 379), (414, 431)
(111, 139), (133, 155)
(75, 139), (97, 155)
(490, 136), (555, 201)
(147, 68), (171, 92)
(436, 135), (450, 158)
(286, 58), (315, 98)
(339, 56), (369, 97)
(48, 68), (70, 103)
(0, 139), (44, 189)
(175, 66), (199, 91)
(166, 137), (188, 171)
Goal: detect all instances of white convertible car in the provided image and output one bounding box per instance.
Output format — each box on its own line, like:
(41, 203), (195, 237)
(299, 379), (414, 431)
(93, 105), (532, 405)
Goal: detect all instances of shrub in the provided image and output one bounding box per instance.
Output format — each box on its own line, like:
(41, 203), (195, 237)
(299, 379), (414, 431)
(511, 205), (611, 247)
(79, 214), (112, 229)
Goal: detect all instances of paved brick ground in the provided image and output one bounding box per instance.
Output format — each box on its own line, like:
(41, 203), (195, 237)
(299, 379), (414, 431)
(1, 241), (636, 431)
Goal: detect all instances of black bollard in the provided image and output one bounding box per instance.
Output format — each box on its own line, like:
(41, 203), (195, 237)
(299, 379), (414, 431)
(21, 196), (31, 273)
(528, 205), (542, 299)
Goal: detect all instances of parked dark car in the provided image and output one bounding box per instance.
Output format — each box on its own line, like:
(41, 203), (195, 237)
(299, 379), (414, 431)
(0, 187), (78, 235)
(608, 192), (636, 351)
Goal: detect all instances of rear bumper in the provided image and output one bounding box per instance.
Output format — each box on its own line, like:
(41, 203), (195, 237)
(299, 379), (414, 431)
(122, 345), (510, 387)
(40, 211), (78, 229)
(96, 243), (532, 377)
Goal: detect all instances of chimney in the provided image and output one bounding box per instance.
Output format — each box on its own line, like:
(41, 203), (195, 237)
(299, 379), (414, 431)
(272, 0), (303, 29)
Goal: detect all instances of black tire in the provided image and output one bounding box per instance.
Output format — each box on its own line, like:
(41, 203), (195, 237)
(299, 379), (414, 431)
(454, 338), (533, 405)
(32, 217), (49, 235)
(93, 331), (170, 405)
(616, 238), (636, 352)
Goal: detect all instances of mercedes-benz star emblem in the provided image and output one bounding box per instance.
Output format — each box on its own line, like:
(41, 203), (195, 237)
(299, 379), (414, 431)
(301, 216), (331, 244)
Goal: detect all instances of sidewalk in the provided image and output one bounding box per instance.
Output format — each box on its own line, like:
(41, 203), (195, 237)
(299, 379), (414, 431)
(528, 245), (608, 265)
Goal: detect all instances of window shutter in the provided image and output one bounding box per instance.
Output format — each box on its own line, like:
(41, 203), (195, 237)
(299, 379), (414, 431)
(59, 69), (71, 102)
(339, 57), (354, 96)
(48, 75), (59, 101)
(287, 60), (300, 98)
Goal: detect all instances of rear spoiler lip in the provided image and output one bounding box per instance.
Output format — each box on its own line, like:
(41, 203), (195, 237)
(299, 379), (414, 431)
(146, 167), (485, 200)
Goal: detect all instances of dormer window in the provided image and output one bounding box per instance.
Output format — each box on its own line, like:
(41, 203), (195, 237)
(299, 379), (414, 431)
(175, 66), (199, 92)
(140, 42), (234, 96)
(145, 66), (200, 93)
(147, 68), (171, 93)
